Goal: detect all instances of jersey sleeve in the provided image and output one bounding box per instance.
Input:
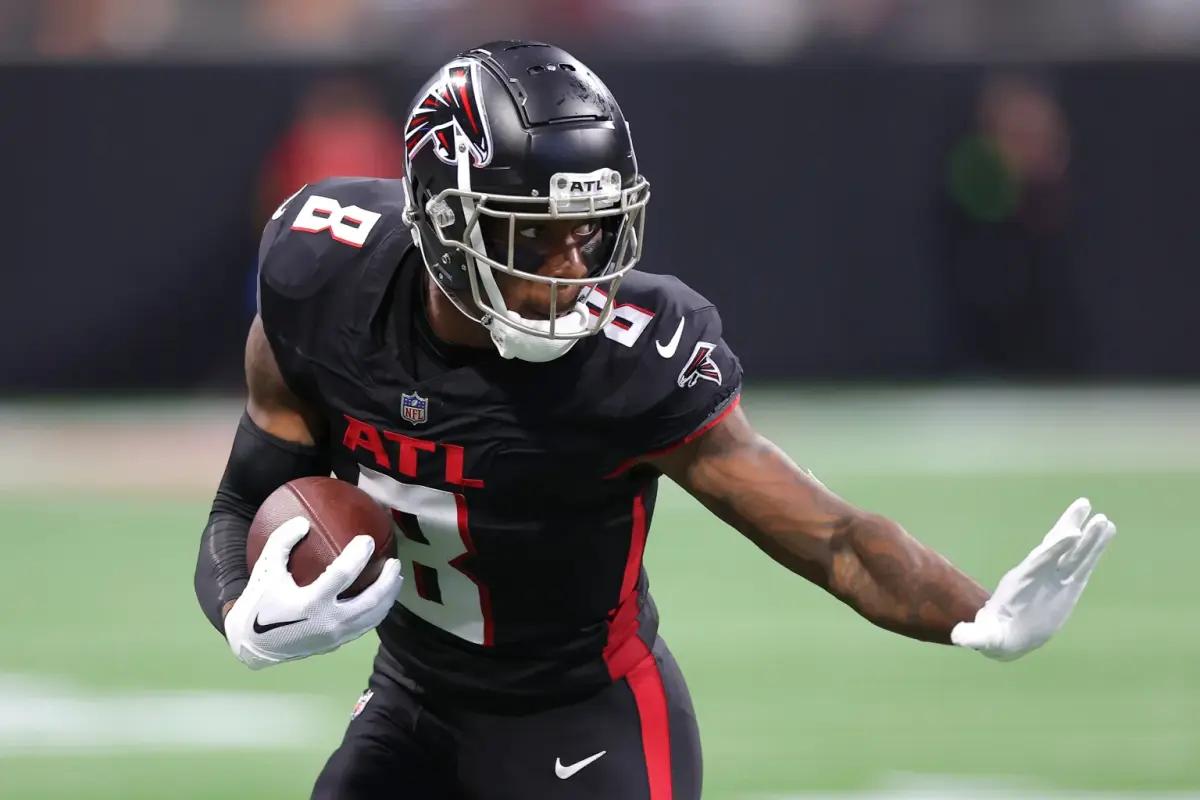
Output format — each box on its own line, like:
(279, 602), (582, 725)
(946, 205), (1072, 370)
(258, 178), (378, 313)
(255, 177), (401, 406)
(618, 302), (743, 466)
(255, 183), (336, 406)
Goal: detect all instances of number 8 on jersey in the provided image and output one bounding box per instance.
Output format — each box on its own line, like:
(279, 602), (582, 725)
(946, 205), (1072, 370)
(357, 466), (492, 645)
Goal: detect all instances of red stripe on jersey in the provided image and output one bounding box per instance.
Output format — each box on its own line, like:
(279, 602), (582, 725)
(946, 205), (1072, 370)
(603, 493), (648, 680)
(626, 647), (674, 800)
(619, 492), (647, 600)
(605, 393), (741, 479)
(601, 493), (674, 796)
(448, 493), (494, 646)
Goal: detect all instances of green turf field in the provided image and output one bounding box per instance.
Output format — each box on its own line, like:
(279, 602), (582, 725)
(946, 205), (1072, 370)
(1, 388), (1196, 799)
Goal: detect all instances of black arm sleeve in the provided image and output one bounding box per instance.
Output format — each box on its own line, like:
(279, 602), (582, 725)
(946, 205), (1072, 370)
(194, 412), (331, 635)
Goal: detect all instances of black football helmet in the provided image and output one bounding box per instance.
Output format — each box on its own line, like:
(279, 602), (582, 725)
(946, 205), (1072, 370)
(401, 40), (650, 361)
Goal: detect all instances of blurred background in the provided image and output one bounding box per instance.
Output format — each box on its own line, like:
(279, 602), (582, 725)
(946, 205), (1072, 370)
(0, 1), (1197, 798)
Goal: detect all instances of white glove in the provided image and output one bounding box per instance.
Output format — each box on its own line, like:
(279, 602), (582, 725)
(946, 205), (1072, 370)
(224, 516), (403, 670)
(952, 497), (1115, 661)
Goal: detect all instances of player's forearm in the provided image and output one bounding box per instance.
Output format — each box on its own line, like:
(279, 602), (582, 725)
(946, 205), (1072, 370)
(658, 407), (987, 643)
(659, 416), (987, 644)
(194, 412), (331, 635)
(825, 511), (988, 644)
(195, 507), (255, 633)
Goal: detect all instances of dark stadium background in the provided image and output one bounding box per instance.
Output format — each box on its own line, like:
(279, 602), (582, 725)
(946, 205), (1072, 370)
(0, 2), (1196, 799)
(4, 60), (1199, 389)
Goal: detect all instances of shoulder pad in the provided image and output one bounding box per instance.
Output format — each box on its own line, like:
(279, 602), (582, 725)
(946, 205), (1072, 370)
(584, 270), (724, 368)
(581, 271), (713, 357)
(256, 177), (409, 403)
(577, 271), (743, 460)
(258, 176), (408, 301)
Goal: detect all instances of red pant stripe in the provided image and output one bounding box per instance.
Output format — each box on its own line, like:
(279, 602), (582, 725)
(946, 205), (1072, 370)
(626, 644), (673, 800)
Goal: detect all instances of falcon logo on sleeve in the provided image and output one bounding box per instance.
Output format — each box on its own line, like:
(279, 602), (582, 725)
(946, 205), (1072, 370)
(677, 341), (723, 388)
(405, 59), (493, 167)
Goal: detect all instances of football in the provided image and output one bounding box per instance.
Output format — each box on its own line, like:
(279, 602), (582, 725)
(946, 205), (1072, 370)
(247, 476), (395, 598)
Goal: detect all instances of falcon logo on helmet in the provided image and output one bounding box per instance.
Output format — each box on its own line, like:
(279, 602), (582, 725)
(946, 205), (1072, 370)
(405, 60), (493, 168)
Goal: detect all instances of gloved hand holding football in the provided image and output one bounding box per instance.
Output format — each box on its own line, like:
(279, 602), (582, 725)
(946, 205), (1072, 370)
(224, 478), (403, 670)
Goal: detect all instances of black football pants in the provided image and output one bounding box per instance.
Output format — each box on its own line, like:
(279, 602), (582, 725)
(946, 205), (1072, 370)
(311, 637), (702, 799)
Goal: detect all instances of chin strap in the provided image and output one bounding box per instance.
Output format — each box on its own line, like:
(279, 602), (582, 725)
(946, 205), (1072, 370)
(423, 266), (585, 363)
(488, 307), (588, 362)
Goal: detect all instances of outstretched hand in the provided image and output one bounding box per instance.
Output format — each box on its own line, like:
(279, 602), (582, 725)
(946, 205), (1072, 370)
(952, 498), (1116, 661)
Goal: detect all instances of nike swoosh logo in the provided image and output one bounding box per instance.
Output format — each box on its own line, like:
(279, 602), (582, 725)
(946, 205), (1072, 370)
(655, 318), (685, 359)
(555, 750), (607, 779)
(253, 614), (308, 634)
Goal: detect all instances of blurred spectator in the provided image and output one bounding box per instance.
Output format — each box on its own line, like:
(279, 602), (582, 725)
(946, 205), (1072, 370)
(251, 0), (361, 54)
(949, 75), (1070, 232)
(1118, 0), (1200, 52)
(248, 75), (406, 315)
(31, 0), (107, 57)
(5, 0), (1200, 62)
(616, 0), (817, 60)
(940, 73), (1077, 374)
(30, 0), (177, 57)
(819, 0), (903, 44)
(256, 75), (406, 224)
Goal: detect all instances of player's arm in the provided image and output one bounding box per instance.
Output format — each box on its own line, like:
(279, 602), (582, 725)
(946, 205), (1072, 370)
(194, 317), (402, 670)
(651, 405), (985, 643)
(193, 315), (329, 633)
(244, 313), (325, 448)
(650, 405), (1116, 659)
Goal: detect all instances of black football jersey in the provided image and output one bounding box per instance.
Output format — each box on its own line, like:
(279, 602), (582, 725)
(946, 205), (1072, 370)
(258, 177), (742, 706)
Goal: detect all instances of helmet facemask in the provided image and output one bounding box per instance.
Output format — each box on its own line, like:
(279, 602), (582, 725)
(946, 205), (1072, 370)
(402, 47), (650, 362)
(409, 141), (648, 361)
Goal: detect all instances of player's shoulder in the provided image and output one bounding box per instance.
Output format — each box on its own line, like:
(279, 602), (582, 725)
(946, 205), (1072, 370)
(608, 270), (716, 322)
(571, 269), (737, 404)
(566, 270), (742, 454)
(258, 176), (408, 299)
(584, 270), (726, 366)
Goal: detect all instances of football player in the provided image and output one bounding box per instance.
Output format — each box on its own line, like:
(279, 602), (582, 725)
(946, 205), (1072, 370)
(194, 41), (1116, 799)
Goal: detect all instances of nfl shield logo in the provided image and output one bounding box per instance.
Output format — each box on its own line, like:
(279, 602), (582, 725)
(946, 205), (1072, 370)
(401, 392), (428, 426)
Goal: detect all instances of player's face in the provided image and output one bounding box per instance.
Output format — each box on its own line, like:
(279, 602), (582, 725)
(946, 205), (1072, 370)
(482, 218), (605, 320)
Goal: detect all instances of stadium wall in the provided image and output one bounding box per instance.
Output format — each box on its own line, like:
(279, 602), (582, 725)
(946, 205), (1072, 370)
(2, 59), (1195, 390)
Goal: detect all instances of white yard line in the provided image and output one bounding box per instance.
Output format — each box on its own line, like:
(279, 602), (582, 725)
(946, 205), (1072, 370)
(2, 675), (1194, 796)
(0, 674), (335, 756)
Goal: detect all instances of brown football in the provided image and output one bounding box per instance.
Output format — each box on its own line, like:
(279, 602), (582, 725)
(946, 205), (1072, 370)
(247, 477), (395, 598)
